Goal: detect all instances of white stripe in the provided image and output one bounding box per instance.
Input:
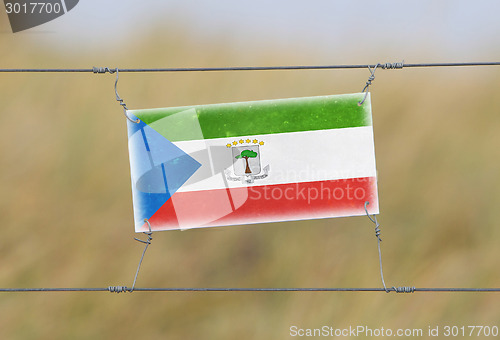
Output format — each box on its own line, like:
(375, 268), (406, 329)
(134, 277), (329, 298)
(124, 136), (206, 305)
(174, 127), (376, 193)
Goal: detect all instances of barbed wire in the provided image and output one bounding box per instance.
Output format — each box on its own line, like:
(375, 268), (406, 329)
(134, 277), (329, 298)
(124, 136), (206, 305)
(0, 61), (499, 73)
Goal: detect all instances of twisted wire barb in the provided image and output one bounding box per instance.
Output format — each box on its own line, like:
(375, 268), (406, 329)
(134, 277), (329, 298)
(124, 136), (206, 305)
(379, 61), (405, 70)
(393, 286), (416, 293)
(108, 286), (128, 294)
(92, 67), (114, 74)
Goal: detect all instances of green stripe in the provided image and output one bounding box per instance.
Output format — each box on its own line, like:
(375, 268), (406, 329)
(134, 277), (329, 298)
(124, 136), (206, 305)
(130, 93), (371, 142)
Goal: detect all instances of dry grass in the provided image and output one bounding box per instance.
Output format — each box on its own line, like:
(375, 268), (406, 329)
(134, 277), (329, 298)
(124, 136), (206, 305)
(1, 22), (500, 339)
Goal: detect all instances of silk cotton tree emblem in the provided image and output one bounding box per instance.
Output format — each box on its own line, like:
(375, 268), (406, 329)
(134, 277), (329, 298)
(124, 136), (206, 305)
(126, 93), (379, 232)
(225, 139), (270, 184)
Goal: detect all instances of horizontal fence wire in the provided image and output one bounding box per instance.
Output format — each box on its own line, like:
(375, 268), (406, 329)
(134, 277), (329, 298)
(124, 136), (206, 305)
(1, 287), (500, 293)
(0, 62), (500, 73)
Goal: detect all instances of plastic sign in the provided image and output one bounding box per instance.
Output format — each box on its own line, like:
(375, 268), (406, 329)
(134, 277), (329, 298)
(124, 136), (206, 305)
(126, 93), (379, 232)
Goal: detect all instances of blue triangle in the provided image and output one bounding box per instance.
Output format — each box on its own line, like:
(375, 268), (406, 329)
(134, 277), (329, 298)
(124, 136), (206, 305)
(127, 114), (201, 226)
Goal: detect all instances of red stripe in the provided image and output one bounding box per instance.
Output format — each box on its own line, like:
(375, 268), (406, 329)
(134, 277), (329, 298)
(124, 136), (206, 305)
(141, 177), (378, 231)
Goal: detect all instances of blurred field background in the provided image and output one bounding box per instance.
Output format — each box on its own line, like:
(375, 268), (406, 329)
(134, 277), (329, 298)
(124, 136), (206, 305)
(1, 1), (500, 339)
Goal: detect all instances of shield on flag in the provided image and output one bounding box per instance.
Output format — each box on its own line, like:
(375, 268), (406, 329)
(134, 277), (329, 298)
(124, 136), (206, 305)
(232, 145), (261, 176)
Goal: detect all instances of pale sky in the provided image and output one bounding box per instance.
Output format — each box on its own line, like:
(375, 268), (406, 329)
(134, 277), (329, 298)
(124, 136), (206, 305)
(3, 0), (500, 61)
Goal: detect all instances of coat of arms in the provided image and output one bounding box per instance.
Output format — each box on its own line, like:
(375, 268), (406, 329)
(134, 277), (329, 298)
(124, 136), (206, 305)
(224, 138), (270, 184)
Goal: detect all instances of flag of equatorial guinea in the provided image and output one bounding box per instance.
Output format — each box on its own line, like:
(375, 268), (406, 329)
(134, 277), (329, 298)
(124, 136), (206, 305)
(127, 93), (378, 232)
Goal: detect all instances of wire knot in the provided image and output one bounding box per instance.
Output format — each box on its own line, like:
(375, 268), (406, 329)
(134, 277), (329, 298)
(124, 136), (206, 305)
(93, 66), (139, 123)
(364, 73), (375, 87)
(358, 64), (379, 106)
(134, 219), (153, 245)
(364, 201), (382, 242)
(391, 286), (415, 293)
(108, 286), (129, 293)
(92, 67), (116, 74)
(128, 219), (154, 293)
(134, 231), (153, 245)
(380, 61), (404, 70)
(111, 68), (140, 123)
(374, 224), (381, 241)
